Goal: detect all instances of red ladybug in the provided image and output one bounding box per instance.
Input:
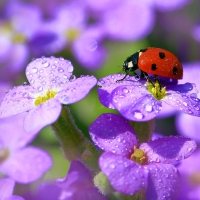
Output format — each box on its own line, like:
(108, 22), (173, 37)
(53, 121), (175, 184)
(120, 47), (183, 83)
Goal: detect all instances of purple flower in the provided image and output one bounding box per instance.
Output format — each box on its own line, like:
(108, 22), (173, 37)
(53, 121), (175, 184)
(56, 160), (108, 200)
(0, 57), (97, 133)
(23, 160), (108, 200)
(0, 178), (24, 200)
(178, 149), (200, 200)
(175, 62), (200, 142)
(89, 113), (197, 199)
(29, 2), (107, 70)
(0, 113), (52, 183)
(98, 74), (200, 121)
(0, 1), (42, 81)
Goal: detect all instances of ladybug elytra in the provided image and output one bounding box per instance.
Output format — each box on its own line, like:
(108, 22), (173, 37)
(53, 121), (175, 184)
(119, 47), (183, 86)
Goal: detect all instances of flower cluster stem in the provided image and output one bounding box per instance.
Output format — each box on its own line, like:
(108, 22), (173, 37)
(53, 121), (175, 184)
(52, 105), (100, 174)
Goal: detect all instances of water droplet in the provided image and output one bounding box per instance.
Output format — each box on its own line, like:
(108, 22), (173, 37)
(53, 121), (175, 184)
(59, 57), (64, 61)
(67, 65), (73, 72)
(22, 82), (27, 86)
(61, 95), (68, 103)
(29, 79), (35, 84)
(23, 92), (29, 97)
(145, 104), (153, 112)
(37, 86), (43, 92)
(11, 92), (16, 97)
(122, 88), (129, 94)
(52, 65), (57, 69)
(39, 69), (44, 73)
(133, 111), (144, 120)
(42, 61), (50, 68)
(69, 75), (76, 81)
(183, 102), (188, 106)
(32, 67), (38, 73)
(58, 67), (64, 73)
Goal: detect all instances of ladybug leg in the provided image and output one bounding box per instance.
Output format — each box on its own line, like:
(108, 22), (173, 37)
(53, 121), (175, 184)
(116, 70), (139, 82)
(142, 72), (155, 87)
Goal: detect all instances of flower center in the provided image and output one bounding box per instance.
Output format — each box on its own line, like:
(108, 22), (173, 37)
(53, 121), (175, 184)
(146, 81), (166, 100)
(0, 22), (26, 43)
(34, 90), (57, 106)
(65, 28), (80, 41)
(188, 171), (200, 186)
(0, 148), (10, 164)
(130, 146), (147, 165)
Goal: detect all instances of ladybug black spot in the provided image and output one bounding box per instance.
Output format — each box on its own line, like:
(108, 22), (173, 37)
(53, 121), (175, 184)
(159, 52), (165, 59)
(173, 67), (178, 75)
(151, 63), (157, 70)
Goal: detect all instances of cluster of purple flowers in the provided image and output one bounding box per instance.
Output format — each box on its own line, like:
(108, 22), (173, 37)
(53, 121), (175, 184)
(0, 0), (200, 199)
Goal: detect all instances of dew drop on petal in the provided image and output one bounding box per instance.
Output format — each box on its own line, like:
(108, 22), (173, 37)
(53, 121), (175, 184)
(145, 104), (153, 112)
(183, 102), (188, 106)
(42, 61), (50, 68)
(52, 65), (57, 69)
(32, 67), (38, 73)
(133, 111), (144, 120)
(58, 67), (64, 73)
(11, 92), (16, 97)
(67, 65), (73, 73)
(122, 88), (129, 94)
(37, 86), (43, 92)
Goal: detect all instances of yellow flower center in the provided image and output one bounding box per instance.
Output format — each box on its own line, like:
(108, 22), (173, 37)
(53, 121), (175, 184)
(146, 81), (166, 100)
(65, 28), (80, 41)
(0, 22), (26, 43)
(130, 146), (147, 165)
(34, 90), (57, 106)
(188, 171), (200, 186)
(0, 148), (10, 164)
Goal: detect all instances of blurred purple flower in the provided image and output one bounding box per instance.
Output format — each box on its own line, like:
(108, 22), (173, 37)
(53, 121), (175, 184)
(29, 2), (107, 70)
(176, 62), (200, 142)
(89, 113), (197, 199)
(23, 160), (107, 200)
(0, 1), (42, 81)
(98, 74), (200, 121)
(0, 113), (52, 183)
(0, 57), (97, 133)
(0, 178), (24, 200)
(56, 160), (108, 200)
(22, 182), (61, 200)
(149, 0), (191, 11)
(84, 0), (155, 41)
(178, 149), (200, 200)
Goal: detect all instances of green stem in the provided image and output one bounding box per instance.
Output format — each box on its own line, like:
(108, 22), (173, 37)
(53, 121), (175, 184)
(51, 105), (100, 174)
(129, 118), (155, 144)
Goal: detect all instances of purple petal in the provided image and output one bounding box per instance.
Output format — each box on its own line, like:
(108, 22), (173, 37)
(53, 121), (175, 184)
(176, 113), (200, 142)
(5, 196), (25, 200)
(102, 0), (154, 40)
(97, 74), (138, 109)
(89, 113), (138, 157)
(1, 147), (52, 184)
(140, 136), (197, 164)
(69, 187), (108, 200)
(72, 26), (107, 70)
(0, 178), (15, 199)
(26, 57), (74, 92)
(56, 161), (93, 190)
(24, 99), (62, 133)
(0, 112), (38, 149)
(0, 85), (37, 118)
(111, 85), (162, 121)
(145, 164), (180, 200)
(163, 91), (200, 116)
(99, 152), (147, 195)
(153, 0), (191, 11)
(5, 1), (42, 38)
(56, 76), (97, 104)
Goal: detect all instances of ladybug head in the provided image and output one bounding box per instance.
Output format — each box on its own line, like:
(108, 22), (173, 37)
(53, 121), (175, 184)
(122, 61), (129, 72)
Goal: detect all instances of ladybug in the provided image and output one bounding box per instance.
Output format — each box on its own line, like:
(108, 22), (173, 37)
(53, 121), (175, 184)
(119, 47), (183, 86)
